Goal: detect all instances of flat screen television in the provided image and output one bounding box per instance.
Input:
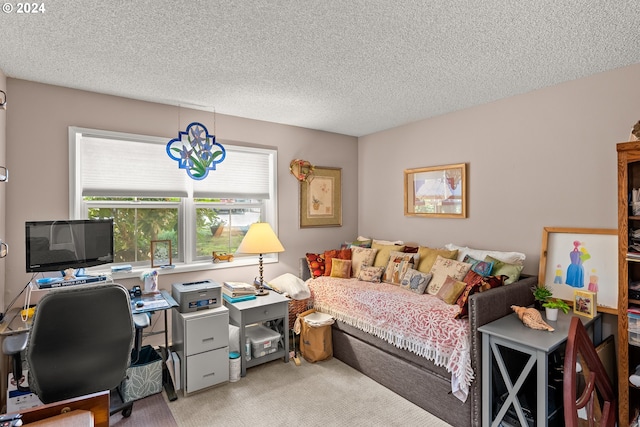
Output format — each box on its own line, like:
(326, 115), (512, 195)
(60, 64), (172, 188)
(25, 219), (114, 273)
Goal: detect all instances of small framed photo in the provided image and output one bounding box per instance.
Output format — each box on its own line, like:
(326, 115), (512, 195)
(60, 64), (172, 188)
(151, 240), (172, 268)
(573, 290), (597, 318)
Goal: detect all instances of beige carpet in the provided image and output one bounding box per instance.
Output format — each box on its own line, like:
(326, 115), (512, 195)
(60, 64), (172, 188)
(110, 392), (177, 426)
(166, 357), (453, 427)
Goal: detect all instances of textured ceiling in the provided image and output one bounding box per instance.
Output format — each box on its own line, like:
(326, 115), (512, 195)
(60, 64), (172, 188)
(0, 1), (639, 136)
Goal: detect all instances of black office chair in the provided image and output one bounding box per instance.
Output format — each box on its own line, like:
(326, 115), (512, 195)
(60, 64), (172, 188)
(3, 283), (135, 417)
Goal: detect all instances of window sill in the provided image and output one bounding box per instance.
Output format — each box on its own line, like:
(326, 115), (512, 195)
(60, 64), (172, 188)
(90, 256), (272, 281)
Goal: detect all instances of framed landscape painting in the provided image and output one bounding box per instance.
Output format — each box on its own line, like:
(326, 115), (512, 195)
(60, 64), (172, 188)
(538, 227), (618, 314)
(404, 163), (466, 218)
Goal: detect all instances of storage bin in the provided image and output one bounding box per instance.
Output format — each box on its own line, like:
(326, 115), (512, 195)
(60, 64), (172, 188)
(120, 345), (163, 402)
(629, 312), (640, 346)
(245, 325), (280, 358)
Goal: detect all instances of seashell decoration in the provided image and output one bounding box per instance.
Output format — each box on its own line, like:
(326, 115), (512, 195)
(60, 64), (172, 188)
(511, 305), (555, 332)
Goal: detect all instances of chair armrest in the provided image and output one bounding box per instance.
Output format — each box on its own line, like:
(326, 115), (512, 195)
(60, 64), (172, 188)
(3, 332), (29, 356)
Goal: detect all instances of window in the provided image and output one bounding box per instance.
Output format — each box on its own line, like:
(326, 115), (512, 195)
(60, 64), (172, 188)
(69, 127), (277, 269)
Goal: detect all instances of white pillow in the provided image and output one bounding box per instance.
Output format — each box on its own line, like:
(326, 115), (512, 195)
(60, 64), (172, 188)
(268, 273), (311, 300)
(444, 243), (525, 266)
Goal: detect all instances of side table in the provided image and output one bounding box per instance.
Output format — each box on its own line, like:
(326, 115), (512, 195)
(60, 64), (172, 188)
(223, 291), (289, 376)
(479, 310), (602, 427)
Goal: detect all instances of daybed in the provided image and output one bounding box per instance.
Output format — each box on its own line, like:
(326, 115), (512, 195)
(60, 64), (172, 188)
(299, 243), (536, 427)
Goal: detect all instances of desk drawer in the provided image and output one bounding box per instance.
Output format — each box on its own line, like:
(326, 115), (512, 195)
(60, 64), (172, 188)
(242, 302), (287, 325)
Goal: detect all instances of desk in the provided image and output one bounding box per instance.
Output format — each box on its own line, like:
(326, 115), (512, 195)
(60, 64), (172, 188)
(479, 311), (601, 427)
(0, 285), (179, 409)
(223, 291), (289, 376)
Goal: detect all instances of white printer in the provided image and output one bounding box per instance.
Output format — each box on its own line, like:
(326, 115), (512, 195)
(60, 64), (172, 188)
(171, 280), (221, 313)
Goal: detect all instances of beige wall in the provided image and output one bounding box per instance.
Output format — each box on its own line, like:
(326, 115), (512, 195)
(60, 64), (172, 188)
(359, 63), (640, 274)
(4, 79), (358, 304)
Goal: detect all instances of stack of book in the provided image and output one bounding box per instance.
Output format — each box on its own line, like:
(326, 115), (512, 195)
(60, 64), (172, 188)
(223, 281), (257, 303)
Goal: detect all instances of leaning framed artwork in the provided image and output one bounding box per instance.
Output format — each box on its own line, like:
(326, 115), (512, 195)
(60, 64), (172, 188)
(151, 239), (172, 268)
(538, 227), (618, 314)
(404, 163), (466, 218)
(299, 166), (342, 228)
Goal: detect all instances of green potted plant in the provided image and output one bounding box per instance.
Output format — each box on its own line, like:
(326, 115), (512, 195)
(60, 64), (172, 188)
(542, 298), (570, 321)
(531, 285), (553, 310)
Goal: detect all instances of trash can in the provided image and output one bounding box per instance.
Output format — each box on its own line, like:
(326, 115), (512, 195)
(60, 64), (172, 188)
(120, 345), (163, 402)
(295, 309), (334, 363)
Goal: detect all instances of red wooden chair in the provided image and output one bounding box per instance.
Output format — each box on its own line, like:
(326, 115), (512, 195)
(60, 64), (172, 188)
(563, 316), (617, 427)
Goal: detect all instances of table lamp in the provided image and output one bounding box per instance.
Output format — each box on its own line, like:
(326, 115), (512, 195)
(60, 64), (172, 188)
(236, 222), (285, 296)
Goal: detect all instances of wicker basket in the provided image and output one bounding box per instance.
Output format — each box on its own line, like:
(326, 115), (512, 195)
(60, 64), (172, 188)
(288, 297), (312, 330)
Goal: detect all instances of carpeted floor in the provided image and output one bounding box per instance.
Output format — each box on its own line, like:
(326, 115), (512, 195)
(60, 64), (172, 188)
(110, 392), (177, 426)
(165, 357), (453, 427)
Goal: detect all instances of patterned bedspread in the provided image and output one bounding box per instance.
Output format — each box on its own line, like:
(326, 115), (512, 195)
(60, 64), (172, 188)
(307, 276), (473, 401)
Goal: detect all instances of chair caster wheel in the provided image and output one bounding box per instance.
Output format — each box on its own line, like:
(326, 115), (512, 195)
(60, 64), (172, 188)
(122, 404), (133, 418)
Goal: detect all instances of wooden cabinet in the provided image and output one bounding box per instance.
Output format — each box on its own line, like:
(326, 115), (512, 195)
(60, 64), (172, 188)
(171, 306), (229, 396)
(617, 141), (640, 427)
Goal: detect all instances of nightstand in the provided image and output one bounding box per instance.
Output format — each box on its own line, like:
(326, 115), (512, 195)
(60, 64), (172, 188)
(223, 291), (289, 376)
(479, 311), (602, 427)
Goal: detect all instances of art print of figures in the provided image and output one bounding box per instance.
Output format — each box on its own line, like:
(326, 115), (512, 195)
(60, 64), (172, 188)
(565, 240), (591, 288)
(540, 228), (618, 313)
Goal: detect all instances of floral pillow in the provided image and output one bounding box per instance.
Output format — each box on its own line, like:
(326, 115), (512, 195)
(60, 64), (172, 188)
(305, 253), (325, 278)
(383, 253), (416, 285)
(357, 265), (385, 283)
(323, 248), (352, 276)
(350, 247), (378, 278)
(462, 255), (494, 277)
(426, 255), (472, 295)
(400, 268), (432, 294)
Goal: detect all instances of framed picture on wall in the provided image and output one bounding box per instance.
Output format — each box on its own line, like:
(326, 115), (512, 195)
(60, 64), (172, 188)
(404, 163), (466, 218)
(299, 166), (342, 228)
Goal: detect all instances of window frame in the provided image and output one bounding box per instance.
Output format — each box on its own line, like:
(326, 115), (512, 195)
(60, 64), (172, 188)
(69, 126), (279, 276)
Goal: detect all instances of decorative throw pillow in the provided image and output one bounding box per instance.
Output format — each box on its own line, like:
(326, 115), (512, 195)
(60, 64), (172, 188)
(323, 248), (352, 276)
(427, 255), (472, 295)
(357, 265), (385, 283)
(403, 246), (419, 253)
(340, 239), (373, 250)
(454, 270), (485, 319)
(305, 253), (325, 278)
(436, 275), (467, 304)
(455, 271), (506, 319)
(330, 258), (352, 278)
(383, 254), (415, 285)
(350, 247), (378, 278)
(416, 247), (459, 273)
(372, 243), (405, 267)
(388, 250), (420, 266)
(462, 255), (494, 277)
(445, 243), (526, 265)
(400, 268), (432, 294)
(479, 275), (506, 292)
(484, 255), (524, 284)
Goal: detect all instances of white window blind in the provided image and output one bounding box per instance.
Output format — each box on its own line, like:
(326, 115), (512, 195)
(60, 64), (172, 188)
(192, 146), (272, 199)
(75, 130), (274, 200)
(80, 135), (188, 197)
